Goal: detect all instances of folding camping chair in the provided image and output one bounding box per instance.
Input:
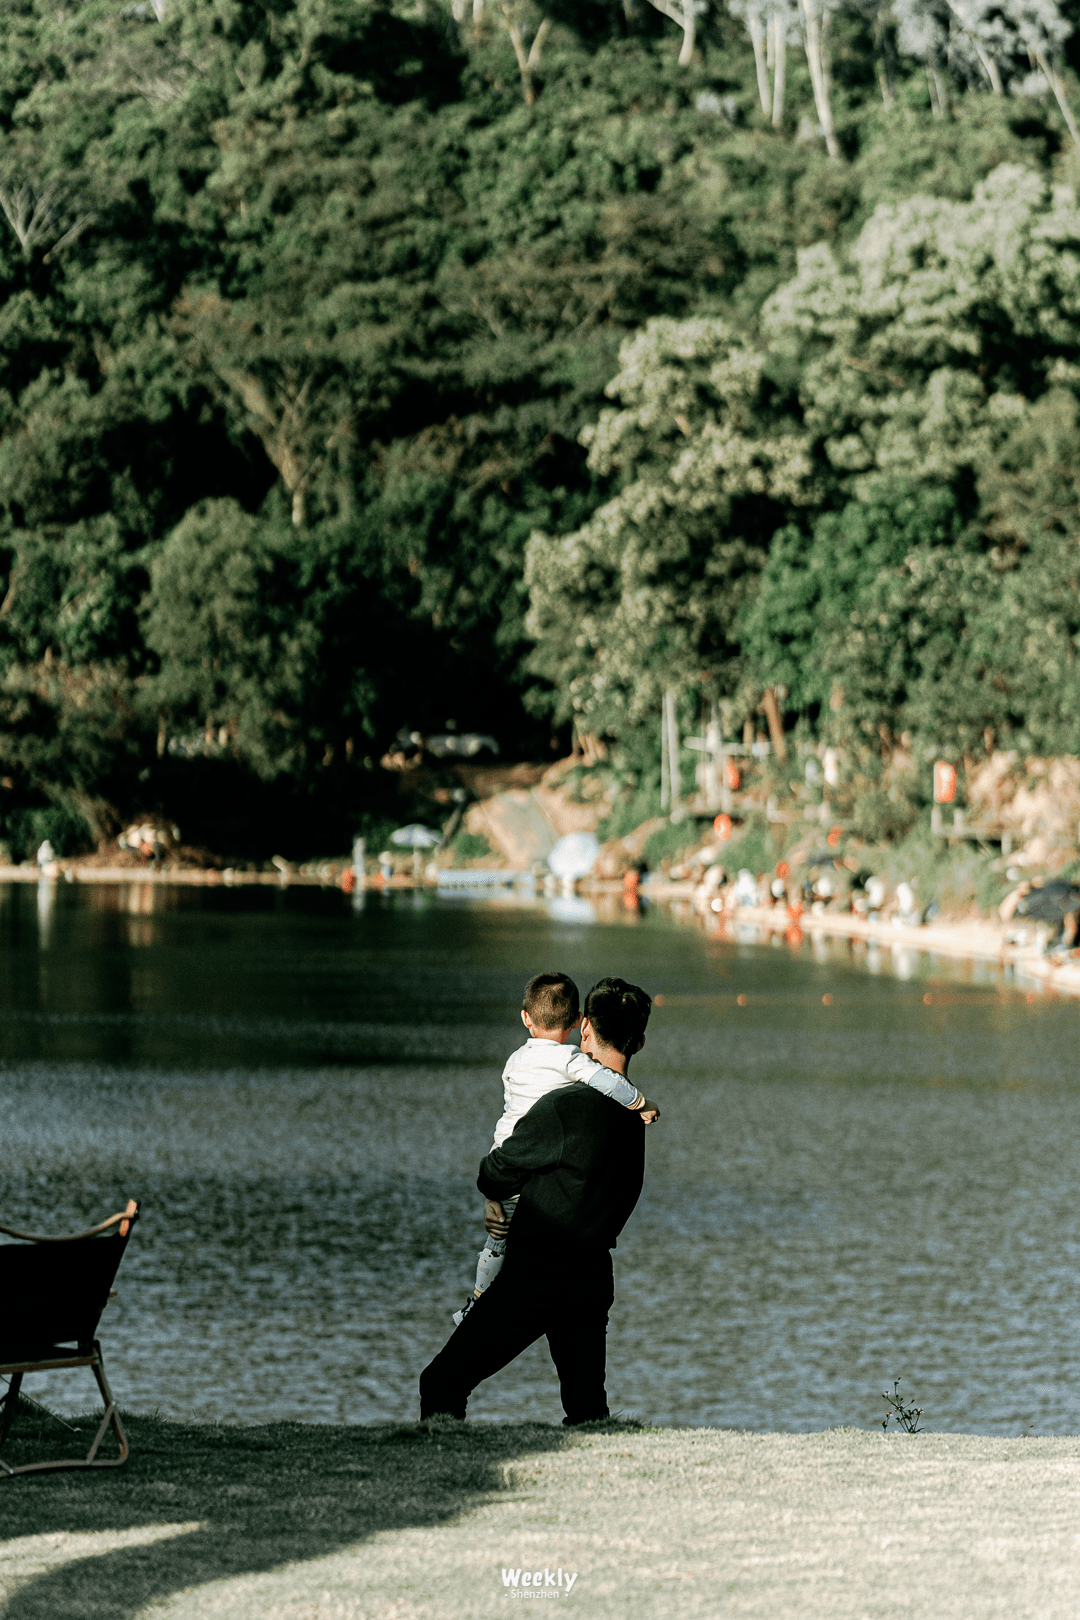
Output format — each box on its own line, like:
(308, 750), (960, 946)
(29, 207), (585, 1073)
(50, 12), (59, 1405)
(0, 1199), (139, 1477)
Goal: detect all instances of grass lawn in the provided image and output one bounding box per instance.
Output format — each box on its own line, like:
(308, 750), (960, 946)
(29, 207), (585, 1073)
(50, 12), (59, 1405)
(2, 1401), (1080, 1618)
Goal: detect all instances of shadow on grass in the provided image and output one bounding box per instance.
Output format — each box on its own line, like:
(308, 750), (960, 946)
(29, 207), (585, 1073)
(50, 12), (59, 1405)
(0, 1400), (631, 1619)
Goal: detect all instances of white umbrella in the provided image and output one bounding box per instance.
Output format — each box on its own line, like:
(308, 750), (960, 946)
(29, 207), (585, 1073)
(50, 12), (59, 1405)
(547, 831), (600, 880)
(391, 824), (441, 849)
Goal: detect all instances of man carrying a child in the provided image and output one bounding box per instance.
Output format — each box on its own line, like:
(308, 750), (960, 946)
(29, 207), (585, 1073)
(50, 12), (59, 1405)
(419, 974), (655, 1426)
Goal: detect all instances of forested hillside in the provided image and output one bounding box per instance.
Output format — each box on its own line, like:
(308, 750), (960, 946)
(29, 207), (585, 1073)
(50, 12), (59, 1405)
(1, 0), (1078, 857)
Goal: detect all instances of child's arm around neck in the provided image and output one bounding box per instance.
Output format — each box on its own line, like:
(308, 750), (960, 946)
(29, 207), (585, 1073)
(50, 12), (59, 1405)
(518, 1007), (659, 1122)
(579, 1017), (631, 1077)
(580, 1015), (659, 1123)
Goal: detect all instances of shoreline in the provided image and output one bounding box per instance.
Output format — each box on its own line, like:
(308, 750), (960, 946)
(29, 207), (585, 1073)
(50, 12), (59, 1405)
(7, 861), (1078, 997)
(0, 863), (405, 888)
(647, 889), (1080, 995)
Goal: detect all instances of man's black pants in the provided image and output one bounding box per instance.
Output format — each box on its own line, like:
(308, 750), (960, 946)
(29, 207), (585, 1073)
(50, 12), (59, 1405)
(419, 1246), (615, 1424)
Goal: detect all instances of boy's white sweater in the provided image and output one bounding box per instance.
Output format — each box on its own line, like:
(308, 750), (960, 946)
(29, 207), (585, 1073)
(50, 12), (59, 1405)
(492, 1037), (640, 1148)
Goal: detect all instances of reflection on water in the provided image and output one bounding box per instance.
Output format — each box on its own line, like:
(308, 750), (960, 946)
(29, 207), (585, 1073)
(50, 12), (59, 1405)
(36, 876), (54, 949)
(2, 879), (1079, 1435)
(545, 894), (598, 925)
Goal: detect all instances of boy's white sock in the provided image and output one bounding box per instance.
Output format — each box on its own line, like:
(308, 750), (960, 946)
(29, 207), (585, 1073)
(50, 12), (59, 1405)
(475, 1244), (505, 1294)
(451, 1246), (507, 1324)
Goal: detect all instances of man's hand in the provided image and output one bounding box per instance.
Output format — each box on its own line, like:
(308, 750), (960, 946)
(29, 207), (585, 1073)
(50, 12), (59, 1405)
(484, 1199), (511, 1240)
(638, 1098), (660, 1124)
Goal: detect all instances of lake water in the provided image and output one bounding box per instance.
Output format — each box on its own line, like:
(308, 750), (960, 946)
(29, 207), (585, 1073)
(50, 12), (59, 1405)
(2, 878), (1078, 1436)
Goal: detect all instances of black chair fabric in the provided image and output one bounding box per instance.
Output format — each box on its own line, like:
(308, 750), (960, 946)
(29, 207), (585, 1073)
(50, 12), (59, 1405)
(0, 1234), (128, 1361)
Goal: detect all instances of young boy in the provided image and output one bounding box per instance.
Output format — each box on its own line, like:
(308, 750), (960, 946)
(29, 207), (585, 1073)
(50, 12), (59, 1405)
(453, 970), (658, 1324)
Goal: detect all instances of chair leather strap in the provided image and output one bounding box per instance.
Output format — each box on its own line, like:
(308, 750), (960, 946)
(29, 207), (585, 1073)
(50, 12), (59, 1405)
(0, 1199), (139, 1244)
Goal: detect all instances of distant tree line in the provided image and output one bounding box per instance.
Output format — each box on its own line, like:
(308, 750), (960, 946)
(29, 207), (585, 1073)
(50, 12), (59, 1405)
(0, 0), (1078, 855)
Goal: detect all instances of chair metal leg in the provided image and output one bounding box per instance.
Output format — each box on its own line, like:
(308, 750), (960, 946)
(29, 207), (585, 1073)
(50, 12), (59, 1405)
(87, 1345), (129, 1465)
(0, 1345), (129, 1477)
(0, 1374), (23, 1470)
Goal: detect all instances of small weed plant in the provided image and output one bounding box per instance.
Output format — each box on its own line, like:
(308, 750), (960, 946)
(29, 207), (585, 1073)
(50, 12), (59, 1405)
(881, 1378), (924, 1434)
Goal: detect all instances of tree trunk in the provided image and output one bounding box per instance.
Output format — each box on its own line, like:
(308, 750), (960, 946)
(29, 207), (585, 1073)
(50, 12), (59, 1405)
(501, 11), (550, 104)
(944, 3), (1003, 95)
(642, 0), (698, 67)
(1034, 46), (1080, 150)
(771, 12), (787, 125)
(217, 367), (313, 527)
(503, 18), (535, 103)
(748, 12), (772, 116)
(873, 16), (894, 110)
(926, 60), (949, 117)
(677, 2), (696, 66)
(972, 37), (1004, 94)
(528, 18), (552, 70)
(798, 0), (840, 158)
(762, 687), (788, 762)
(664, 690), (681, 809)
(819, 6), (840, 151)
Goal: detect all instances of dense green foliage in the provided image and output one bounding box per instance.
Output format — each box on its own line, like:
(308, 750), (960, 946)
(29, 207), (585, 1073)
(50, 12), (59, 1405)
(0, 0), (1079, 853)
(531, 159), (1080, 779)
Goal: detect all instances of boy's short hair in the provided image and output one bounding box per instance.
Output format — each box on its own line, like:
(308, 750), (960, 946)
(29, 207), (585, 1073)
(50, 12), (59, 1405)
(583, 977), (651, 1056)
(523, 971), (580, 1030)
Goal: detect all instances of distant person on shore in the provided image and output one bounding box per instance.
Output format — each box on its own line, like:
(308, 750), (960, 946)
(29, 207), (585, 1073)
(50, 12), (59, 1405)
(421, 976), (655, 1424)
(450, 971), (657, 1325)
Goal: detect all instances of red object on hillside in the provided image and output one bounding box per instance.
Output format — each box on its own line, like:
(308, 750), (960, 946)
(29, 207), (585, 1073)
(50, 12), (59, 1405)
(714, 814), (733, 842)
(724, 759), (742, 792)
(933, 762), (957, 804)
(776, 861), (790, 879)
(827, 825), (843, 847)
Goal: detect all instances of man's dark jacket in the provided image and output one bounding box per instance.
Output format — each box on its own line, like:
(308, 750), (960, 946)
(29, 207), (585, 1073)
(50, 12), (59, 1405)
(477, 1082), (645, 1255)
